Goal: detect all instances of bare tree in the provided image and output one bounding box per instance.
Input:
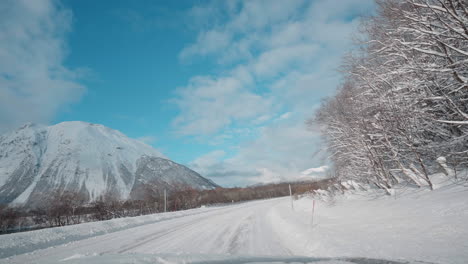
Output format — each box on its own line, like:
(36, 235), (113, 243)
(312, 0), (467, 191)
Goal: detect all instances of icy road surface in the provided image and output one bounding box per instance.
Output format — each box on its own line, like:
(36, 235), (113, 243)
(1, 199), (292, 263)
(1, 180), (468, 264)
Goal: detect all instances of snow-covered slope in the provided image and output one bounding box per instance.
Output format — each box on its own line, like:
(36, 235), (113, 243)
(0, 122), (217, 206)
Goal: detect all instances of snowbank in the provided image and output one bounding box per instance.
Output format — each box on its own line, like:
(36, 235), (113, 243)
(0, 206), (221, 258)
(270, 176), (468, 264)
(53, 253), (429, 264)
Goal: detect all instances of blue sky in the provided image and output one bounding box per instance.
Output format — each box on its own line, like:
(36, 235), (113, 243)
(59, 0), (220, 162)
(0, 0), (375, 186)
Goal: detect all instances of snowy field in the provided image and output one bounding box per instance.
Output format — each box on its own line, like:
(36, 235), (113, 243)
(271, 178), (468, 264)
(0, 177), (467, 264)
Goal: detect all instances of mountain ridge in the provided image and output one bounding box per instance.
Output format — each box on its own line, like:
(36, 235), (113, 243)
(0, 121), (217, 207)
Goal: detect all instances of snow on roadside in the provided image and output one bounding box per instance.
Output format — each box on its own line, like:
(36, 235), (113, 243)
(51, 253), (431, 264)
(0, 206), (221, 259)
(270, 174), (468, 264)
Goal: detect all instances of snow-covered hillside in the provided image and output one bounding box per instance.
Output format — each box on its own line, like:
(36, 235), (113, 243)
(0, 121), (217, 206)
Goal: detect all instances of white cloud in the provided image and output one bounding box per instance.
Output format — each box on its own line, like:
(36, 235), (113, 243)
(180, 0), (306, 64)
(189, 118), (325, 187)
(172, 67), (274, 135)
(253, 114), (271, 125)
(190, 150), (226, 173)
(270, 69), (341, 113)
(268, 22), (304, 48)
(253, 44), (318, 77)
(0, 0), (85, 133)
(301, 166), (329, 176)
(136, 136), (157, 144)
(177, 0), (375, 185)
(227, 0), (305, 33)
(179, 30), (232, 61)
(276, 112), (292, 121)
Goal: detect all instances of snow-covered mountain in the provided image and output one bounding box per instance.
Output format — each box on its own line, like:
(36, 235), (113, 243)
(0, 121), (217, 207)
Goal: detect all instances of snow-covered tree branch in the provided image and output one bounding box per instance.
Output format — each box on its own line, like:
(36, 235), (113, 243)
(311, 0), (468, 191)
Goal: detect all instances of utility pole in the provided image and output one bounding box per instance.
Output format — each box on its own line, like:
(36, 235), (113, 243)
(164, 189), (167, 212)
(289, 184), (294, 210)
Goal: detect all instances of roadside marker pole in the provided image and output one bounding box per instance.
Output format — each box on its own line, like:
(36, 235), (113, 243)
(164, 189), (167, 212)
(289, 184), (294, 210)
(311, 200), (316, 226)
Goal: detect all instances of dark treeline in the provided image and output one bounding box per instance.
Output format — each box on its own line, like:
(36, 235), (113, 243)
(0, 179), (332, 234)
(312, 0), (467, 192)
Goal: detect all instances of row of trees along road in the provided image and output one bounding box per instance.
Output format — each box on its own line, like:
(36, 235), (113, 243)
(0, 180), (332, 234)
(312, 0), (467, 193)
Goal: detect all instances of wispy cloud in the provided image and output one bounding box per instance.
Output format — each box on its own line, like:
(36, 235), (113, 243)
(0, 0), (85, 133)
(175, 0), (375, 185)
(171, 66), (275, 135)
(136, 135), (157, 145)
(111, 5), (183, 32)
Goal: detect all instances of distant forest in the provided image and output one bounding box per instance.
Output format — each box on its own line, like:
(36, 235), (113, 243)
(0, 179), (332, 234)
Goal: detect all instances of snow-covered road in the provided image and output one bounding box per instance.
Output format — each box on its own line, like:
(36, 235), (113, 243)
(1, 198), (293, 263)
